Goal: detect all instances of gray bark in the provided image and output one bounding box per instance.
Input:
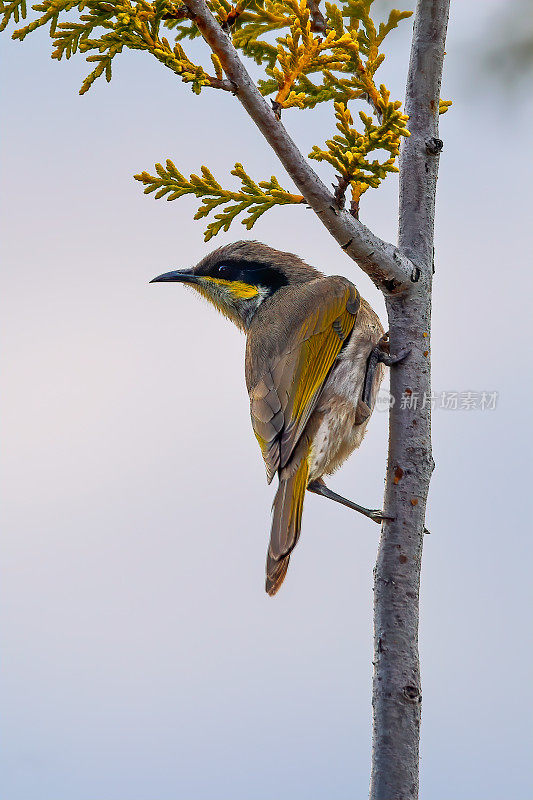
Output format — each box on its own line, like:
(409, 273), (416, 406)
(370, 2), (450, 798)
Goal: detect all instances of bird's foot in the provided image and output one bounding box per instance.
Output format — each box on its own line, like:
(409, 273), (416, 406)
(307, 479), (393, 524)
(368, 509), (391, 524)
(374, 332), (411, 367)
(361, 334), (411, 408)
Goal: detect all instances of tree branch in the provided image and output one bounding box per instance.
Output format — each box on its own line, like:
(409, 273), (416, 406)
(306, 0), (327, 35)
(370, 1), (450, 799)
(182, 0), (415, 295)
(399, 0), (450, 268)
(205, 75), (237, 92)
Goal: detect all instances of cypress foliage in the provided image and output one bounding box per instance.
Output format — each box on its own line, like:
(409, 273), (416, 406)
(1, 0), (451, 238)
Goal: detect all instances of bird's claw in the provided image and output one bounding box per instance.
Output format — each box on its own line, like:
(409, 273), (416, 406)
(387, 346), (411, 366)
(369, 510), (394, 524)
(374, 333), (411, 367)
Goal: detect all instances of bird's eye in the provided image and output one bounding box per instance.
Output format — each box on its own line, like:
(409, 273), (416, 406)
(217, 264), (231, 278)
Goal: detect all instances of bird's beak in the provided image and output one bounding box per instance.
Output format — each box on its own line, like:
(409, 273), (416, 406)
(150, 268), (200, 284)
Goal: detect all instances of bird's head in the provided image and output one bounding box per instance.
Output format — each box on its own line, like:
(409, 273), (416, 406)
(150, 240), (321, 330)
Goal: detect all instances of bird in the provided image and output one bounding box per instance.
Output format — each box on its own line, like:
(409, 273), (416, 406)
(151, 240), (399, 596)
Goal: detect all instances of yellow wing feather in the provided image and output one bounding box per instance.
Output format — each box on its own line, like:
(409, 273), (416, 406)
(248, 278), (359, 479)
(280, 298), (356, 467)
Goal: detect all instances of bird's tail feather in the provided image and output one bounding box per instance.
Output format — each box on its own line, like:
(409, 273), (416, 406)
(266, 456), (309, 596)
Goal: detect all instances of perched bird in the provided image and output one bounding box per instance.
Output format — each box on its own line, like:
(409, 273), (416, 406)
(151, 241), (396, 595)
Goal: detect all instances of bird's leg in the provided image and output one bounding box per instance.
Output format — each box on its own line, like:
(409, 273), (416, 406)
(308, 479), (430, 533)
(361, 332), (411, 408)
(307, 479), (393, 524)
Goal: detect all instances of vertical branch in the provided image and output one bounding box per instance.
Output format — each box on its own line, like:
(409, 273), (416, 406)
(399, 0), (450, 264)
(370, 2), (450, 800)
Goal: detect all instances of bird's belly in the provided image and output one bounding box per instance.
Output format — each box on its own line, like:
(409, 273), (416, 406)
(307, 400), (360, 480)
(307, 329), (381, 481)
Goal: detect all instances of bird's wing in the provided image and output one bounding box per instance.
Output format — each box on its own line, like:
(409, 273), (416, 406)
(248, 278), (360, 483)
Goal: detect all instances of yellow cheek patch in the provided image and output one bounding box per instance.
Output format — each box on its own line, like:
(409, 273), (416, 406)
(201, 276), (259, 299)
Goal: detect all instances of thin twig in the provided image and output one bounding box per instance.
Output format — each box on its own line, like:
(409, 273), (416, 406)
(307, 0), (327, 35)
(207, 76), (237, 92)
(333, 174), (350, 209)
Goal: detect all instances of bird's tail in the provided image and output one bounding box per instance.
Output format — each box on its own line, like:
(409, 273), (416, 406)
(266, 456), (310, 596)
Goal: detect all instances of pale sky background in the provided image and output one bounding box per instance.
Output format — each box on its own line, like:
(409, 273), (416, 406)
(1, 1), (532, 798)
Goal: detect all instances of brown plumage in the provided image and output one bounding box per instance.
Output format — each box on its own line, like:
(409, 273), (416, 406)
(151, 241), (385, 595)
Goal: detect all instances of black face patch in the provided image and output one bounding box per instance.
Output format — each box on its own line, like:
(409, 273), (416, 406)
(198, 259), (288, 292)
